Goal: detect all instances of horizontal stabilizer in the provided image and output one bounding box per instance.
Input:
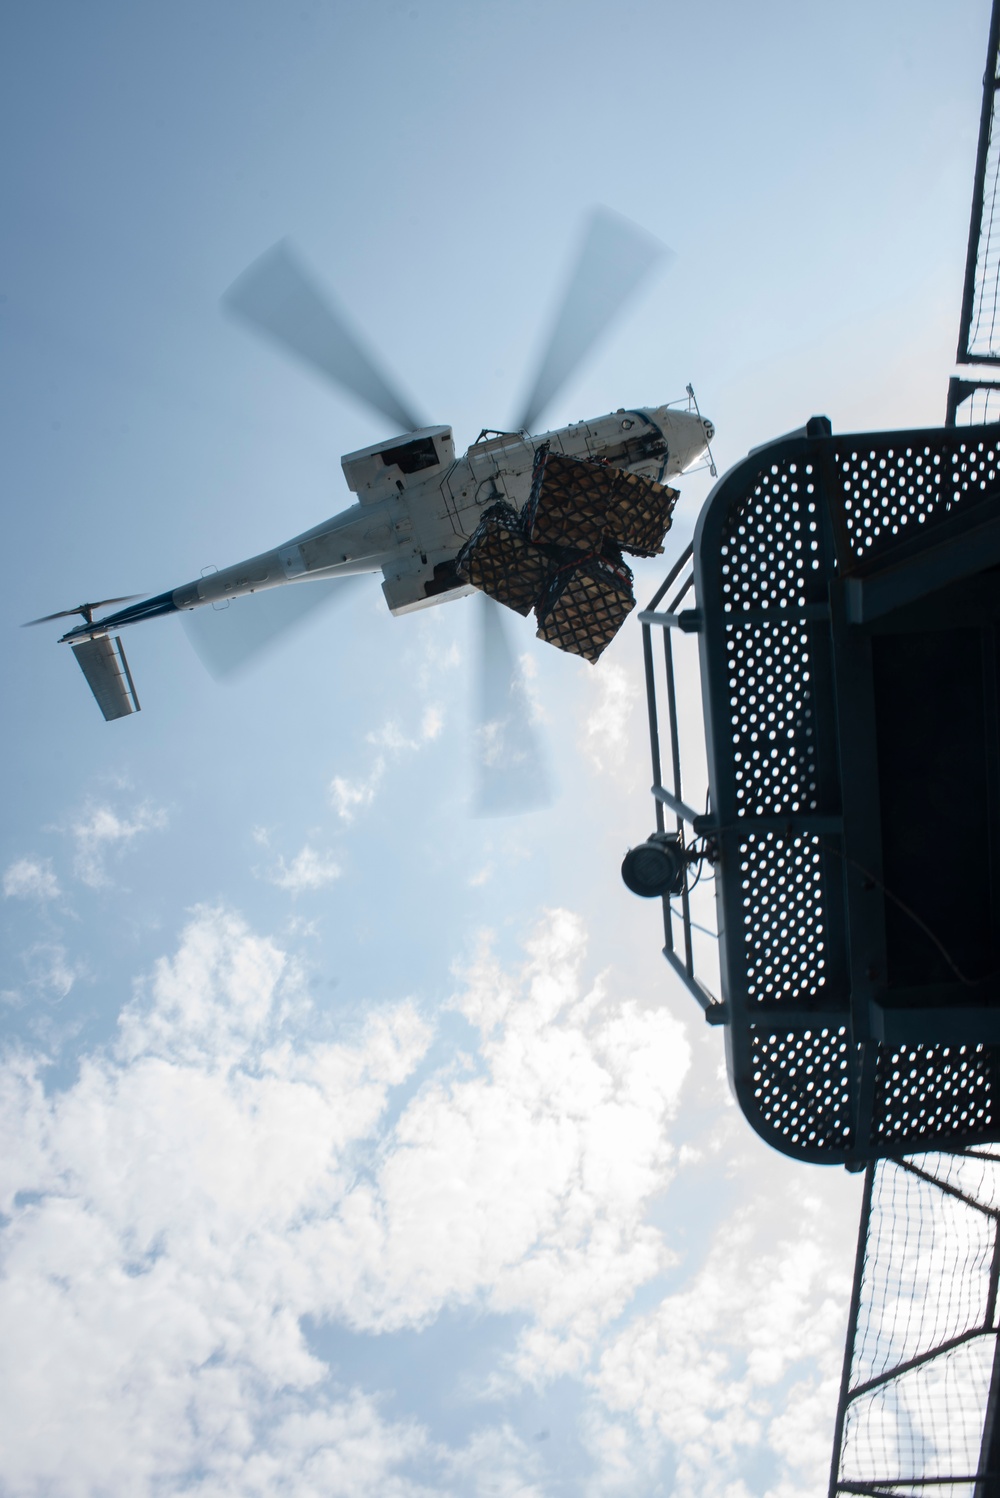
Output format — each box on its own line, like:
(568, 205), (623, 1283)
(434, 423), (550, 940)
(71, 635), (141, 721)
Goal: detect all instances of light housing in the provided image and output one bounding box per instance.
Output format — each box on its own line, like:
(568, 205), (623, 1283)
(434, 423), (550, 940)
(621, 833), (686, 898)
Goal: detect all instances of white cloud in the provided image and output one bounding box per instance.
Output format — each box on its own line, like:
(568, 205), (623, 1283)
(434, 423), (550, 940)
(591, 1199), (851, 1498)
(0, 905), (852, 1496)
(331, 914), (689, 1376)
(330, 708), (443, 822)
(582, 662), (638, 773)
(330, 757), (386, 822)
(266, 845), (342, 894)
(68, 800), (167, 888)
(0, 905), (692, 1493)
(2, 857), (60, 901)
(0, 908), (435, 1495)
(370, 707), (443, 753)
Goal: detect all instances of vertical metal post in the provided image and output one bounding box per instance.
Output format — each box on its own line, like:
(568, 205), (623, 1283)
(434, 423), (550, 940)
(643, 617), (673, 956)
(828, 1160), (877, 1498)
(662, 625), (694, 975)
(643, 621), (665, 837)
(976, 1212), (1000, 1497)
(643, 542), (694, 962)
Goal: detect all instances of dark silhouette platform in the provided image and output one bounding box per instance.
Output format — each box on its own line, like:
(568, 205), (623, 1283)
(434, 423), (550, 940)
(637, 417), (1000, 1164)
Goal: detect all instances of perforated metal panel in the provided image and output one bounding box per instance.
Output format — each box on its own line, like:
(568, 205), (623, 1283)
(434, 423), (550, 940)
(872, 1044), (994, 1144)
(639, 418), (1000, 1163)
(726, 623), (818, 815)
(835, 436), (1000, 564)
(741, 833), (827, 1005)
(749, 1026), (853, 1154)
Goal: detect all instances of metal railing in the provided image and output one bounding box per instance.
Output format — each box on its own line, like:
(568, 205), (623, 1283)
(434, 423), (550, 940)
(637, 542), (724, 1022)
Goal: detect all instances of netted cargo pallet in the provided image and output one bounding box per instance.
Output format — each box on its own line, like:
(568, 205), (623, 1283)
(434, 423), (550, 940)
(535, 553), (635, 662)
(605, 470), (678, 557)
(455, 502), (551, 616)
(525, 445), (679, 559)
(524, 446), (616, 553)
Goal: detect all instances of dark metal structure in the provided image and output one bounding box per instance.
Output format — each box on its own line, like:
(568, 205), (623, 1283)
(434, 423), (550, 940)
(829, 1149), (1000, 1498)
(948, 0), (1000, 428)
(639, 416), (1000, 1164)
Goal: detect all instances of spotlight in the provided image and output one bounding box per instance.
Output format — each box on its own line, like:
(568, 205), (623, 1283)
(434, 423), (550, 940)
(621, 833), (686, 898)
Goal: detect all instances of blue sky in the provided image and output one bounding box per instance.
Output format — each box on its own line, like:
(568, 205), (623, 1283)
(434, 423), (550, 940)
(0, 2), (990, 1494)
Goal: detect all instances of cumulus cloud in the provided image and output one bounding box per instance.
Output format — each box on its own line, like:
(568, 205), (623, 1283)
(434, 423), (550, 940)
(0, 908), (434, 1494)
(582, 662), (638, 773)
(330, 910), (690, 1374)
(0, 904), (851, 1495)
(370, 708), (443, 753)
(2, 858), (60, 901)
(0, 905), (691, 1493)
(591, 1197), (851, 1497)
(330, 709), (443, 822)
(266, 845), (342, 894)
(330, 759), (386, 822)
(69, 800), (167, 888)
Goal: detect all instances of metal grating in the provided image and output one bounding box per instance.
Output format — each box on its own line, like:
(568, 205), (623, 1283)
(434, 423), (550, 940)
(726, 621), (818, 814)
(836, 444), (946, 559)
(749, 1025), (853, 1153)
(719, 460), (821, 610)
(742, 833), (827, 1004)
(872, 1045), (995, 1144)
(834, 436), (1000, 564)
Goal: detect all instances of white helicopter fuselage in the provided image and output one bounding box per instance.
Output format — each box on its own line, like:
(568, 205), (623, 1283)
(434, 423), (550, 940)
(166, 403), (712, 623)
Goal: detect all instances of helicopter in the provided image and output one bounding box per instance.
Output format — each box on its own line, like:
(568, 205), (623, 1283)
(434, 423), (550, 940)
(25, 210), (714, 805)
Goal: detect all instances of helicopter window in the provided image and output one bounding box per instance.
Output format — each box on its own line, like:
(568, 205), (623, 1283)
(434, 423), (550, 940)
(380, 436), (439, 473)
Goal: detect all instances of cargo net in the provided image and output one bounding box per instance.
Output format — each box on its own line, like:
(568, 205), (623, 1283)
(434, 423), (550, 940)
(454, 502), (551, 617)
(536, 549), (636, 664)
(958, 9), (1000, 364)
(456, 448), (676, 662)
(948, 380), (1000, 428)
(525, 447), (678, 559)
(831, 1151), (1000, 1498)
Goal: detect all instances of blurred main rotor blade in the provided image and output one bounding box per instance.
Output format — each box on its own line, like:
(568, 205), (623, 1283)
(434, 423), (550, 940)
(474, 594), (553, 817)
(183, 574), (367, 680)
(223, 241), (425, 434)
(514, 208), (670, 435)
(22, 596), (142, 627)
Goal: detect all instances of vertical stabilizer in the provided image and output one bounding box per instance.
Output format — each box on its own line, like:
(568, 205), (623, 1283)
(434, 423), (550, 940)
(71, 635), (141, 721)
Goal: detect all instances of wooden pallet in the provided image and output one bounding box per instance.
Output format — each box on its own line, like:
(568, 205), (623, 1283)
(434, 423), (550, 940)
(535, 554), (635, 662)
(524, 448), (615, 553)
(456, 503), (552, 615)
(605, 470), (679, 557)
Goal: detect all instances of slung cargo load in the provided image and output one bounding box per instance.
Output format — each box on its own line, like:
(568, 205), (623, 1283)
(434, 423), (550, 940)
(605, 468), (679, 557)
(455, 503), (553, 617)
(524, 447), (615, 553)
(535, 551), (635, 663)
(524, 446), (679, 559)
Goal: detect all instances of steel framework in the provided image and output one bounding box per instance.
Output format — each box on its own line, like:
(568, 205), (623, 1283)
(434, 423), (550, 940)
(948, 0), (1000, 427)
(639, 417), (1000, 1164)
(829, 1150), (1000, 1498)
